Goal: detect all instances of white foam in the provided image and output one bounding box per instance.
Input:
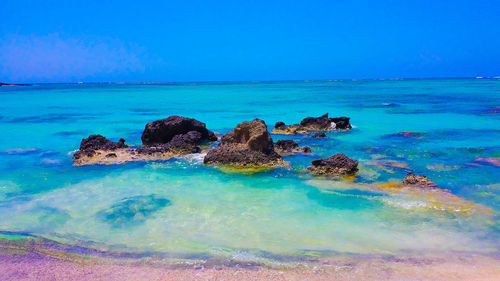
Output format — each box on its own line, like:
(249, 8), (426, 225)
(41, 158), (62, 165)
(179, 153), (206, 165)
(2, 148), (39, 154)
(381, 197), (429, 209)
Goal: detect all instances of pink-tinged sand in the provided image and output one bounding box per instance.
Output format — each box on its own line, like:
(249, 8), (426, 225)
(1, 245), (499, 281)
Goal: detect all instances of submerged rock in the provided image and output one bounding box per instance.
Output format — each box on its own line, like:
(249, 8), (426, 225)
(272, 113), (352, 135)
(204, 119), (284, 167)
(394, 132), (422, 138)
(383, 132), (423, 139)
(274, 140), (311, 155)
(311, 132), (327, 138)
(366, 159), (411, 173)
(402, 173), (438, 188)
(97, 194), (171, 226)
(472, 157), (500, 167)
(307, 153), (358, 176)
(485, 107), (500, 114)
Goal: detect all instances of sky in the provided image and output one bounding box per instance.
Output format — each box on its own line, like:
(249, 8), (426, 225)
(1, 0), (499, 83)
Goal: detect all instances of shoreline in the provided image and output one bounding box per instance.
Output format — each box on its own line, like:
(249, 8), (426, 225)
(1, 235), (499, 280)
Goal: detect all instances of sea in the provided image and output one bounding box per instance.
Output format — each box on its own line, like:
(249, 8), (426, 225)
(0, 78), (499, 262)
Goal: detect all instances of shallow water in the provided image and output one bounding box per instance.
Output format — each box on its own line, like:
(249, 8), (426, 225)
(0, 79), (499, 260)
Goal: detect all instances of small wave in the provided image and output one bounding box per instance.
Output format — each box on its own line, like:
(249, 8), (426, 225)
(1, 148), (40, 155)
(179, 153), (207, 165)
(381, 197), (429, 209)
(210, 248), (304, 268)
(41, 158), (63, 165)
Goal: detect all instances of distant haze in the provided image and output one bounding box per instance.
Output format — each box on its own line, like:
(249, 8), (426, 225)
(1, 0), (499, 83)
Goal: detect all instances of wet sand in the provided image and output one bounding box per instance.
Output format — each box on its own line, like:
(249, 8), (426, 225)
(1, 241), (499, 281)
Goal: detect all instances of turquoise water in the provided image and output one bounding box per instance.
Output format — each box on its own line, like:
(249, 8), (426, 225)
(0, 79), (499, 259)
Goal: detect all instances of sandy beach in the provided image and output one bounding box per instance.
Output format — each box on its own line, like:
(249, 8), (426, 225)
(2, 239), (499, 281)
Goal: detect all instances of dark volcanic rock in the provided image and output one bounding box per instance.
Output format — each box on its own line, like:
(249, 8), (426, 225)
(141, 116), (217, 146)
(300, 113), (332, 130)
(73, 135), (127, 160)
(204, 119), (283, 166)
(307, 153), (358, 176)
(73, 149), (95, 159)
(402, 173), (437, 188)
(272, 113), (352, 135)
(167, 131), (203, 152)
(274, 140), (311, 154)
(275, 140), (299, 150)
(79, 135), (127, 151)
(300, 113), (352, 130)
(275, 121), (286, 129)
(329, 116), (352, 130)
(311, 132), (327, 138)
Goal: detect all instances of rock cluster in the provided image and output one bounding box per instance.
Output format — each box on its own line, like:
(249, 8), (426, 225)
(402, 173), (437, 188)
(272, 113), (351, 135)
(204, 119), (284, 167)
(73, 116), (217, 166)
(72, 114), (356, 173)
(274, 140), (311, 155)
(307, 153), (358, 176)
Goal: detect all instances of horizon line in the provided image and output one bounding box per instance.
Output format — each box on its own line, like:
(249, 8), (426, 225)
(2, 76), (500, 85)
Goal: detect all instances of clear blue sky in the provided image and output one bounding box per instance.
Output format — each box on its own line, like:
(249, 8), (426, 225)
(1, 0), (499, 83)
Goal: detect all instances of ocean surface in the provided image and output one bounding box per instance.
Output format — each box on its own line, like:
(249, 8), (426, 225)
(0, 79), (499, 262)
